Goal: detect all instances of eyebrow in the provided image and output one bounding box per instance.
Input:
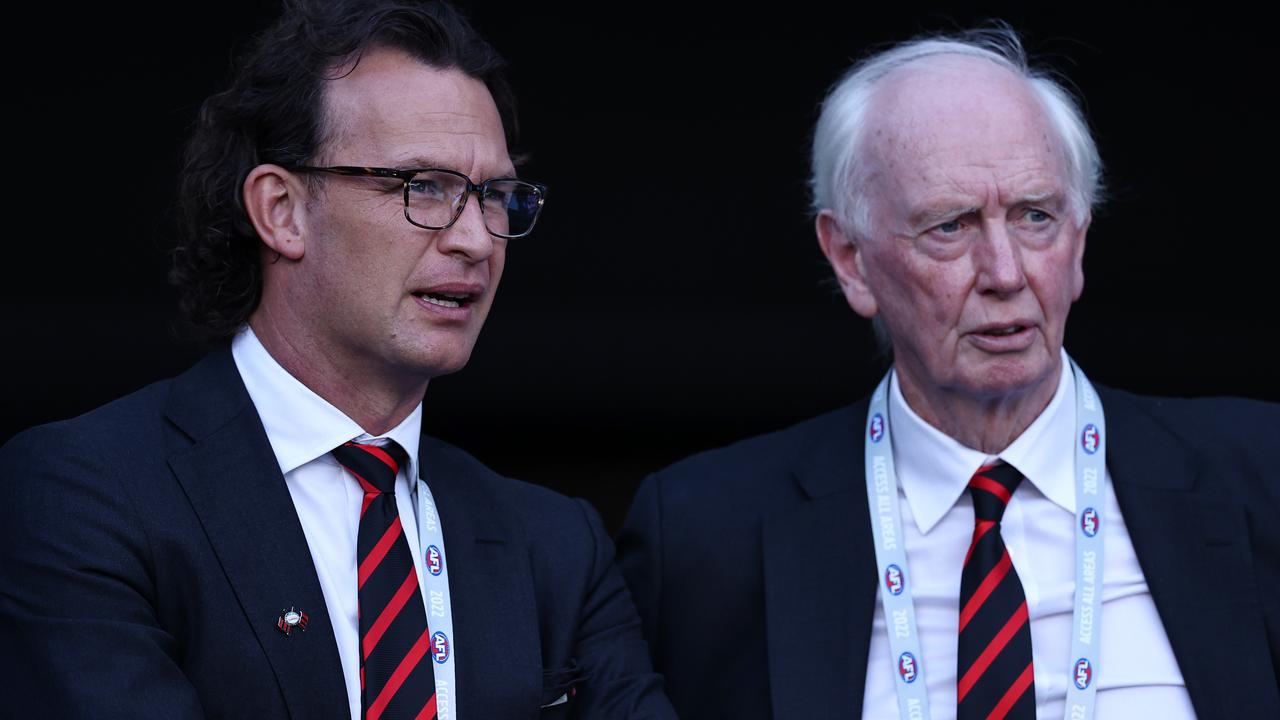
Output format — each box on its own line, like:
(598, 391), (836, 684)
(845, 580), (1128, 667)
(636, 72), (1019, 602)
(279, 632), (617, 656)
(1016, 190), (1064, 206)
(392, 157), (519, 178)
(391, 156), (447, 171)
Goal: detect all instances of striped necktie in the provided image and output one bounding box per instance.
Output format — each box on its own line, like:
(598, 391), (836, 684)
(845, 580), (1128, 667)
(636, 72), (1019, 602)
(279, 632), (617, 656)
(332, 441), (437, 720)
(957, 461), (1035, 720)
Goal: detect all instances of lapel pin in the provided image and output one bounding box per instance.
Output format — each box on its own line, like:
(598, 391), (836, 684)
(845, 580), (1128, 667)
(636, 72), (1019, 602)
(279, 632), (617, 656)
(277, 607), (309, 636)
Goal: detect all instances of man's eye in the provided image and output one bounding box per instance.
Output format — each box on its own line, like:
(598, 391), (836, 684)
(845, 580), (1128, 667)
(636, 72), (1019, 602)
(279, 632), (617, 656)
(408, 179), (446, 199)
(1026, 209), (1051, 223)
(482, 187), (511, 205)
(936, 219), (963, 234)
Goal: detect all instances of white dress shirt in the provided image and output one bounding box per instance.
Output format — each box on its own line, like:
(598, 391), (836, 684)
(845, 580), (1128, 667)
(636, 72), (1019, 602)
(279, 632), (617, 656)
(861, 354), (1196, 718)
(232, 327), (431, 720)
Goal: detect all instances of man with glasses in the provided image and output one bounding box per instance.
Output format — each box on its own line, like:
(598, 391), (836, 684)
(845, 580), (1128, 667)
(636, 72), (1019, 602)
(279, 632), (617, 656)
(0, 2), (673, 719)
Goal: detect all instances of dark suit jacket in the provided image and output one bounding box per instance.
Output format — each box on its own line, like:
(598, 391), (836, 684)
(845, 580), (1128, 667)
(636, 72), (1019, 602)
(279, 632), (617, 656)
(0, 348), (675, 720)
(617, 386), (1280, 718)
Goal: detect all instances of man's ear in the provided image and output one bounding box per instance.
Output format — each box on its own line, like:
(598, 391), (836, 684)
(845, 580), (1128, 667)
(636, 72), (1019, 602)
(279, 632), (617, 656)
(243, 164), (308, 261)
(816, 210), (878, 318)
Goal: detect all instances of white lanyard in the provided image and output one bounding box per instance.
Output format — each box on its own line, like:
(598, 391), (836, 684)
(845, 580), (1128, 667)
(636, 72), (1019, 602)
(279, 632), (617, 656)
(1065, 363), (1106, 719)
(416, 478), (458, 720)
(863, 359), (1107, 720)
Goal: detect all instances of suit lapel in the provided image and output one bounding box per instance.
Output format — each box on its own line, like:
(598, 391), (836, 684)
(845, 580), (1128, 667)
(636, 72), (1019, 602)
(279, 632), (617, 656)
(420, 439), (541, 717)
(763, 404), (878, 717)
(1102, 388), (1273, 718)
(165, 349), (348, 719)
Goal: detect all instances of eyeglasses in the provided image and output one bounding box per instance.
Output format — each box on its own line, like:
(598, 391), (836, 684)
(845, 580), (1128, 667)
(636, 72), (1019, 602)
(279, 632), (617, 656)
(290, 165), (547, 239)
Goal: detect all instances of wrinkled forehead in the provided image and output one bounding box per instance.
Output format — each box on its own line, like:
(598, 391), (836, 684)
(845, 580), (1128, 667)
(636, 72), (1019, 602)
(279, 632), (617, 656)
(861, 56), (1069, 181)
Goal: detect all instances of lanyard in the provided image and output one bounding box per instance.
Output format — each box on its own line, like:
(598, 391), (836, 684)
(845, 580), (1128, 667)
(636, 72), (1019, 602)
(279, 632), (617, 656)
(416, 478), (458, 720)
(863, 359), (1107, 720)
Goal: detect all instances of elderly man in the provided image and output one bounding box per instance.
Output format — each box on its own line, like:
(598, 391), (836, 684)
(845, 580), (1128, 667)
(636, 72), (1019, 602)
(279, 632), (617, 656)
(617, 28), (1279, 720)
(0, 2), (673, 718)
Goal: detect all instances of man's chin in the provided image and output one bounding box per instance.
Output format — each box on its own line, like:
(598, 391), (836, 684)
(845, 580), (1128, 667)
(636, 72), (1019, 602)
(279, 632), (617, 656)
(383, 340), (478, 385)
(409, 353), (472, 381)
(957, 351), (1061, 401)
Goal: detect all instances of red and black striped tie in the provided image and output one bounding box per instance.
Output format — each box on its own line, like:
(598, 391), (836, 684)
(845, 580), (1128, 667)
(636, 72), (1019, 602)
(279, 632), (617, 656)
(957, 461), (1034, 720)
(333, 441), (437, 720)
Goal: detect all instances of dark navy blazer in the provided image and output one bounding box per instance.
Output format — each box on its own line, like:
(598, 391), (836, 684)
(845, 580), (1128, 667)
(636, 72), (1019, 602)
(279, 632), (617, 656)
(618, 386), (1280, 719)
(0, 348), (675, 719)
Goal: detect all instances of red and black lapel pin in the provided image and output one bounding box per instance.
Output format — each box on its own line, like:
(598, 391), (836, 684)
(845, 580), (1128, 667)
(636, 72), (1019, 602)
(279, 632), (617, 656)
(277, 607), (309, 636)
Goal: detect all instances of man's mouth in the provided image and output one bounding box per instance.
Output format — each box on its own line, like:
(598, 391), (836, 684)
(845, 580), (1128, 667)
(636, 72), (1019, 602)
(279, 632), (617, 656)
(413, 291), (473, 309)
(980, 325), (1026, 337)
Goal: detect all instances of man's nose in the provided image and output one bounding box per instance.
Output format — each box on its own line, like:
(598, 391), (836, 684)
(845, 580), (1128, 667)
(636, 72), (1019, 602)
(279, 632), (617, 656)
(975, 220), (1027, 296)
(436, 192), (496, 262)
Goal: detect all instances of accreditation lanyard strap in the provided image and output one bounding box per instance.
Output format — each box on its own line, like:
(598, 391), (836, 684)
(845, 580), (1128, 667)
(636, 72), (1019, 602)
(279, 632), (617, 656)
(415, 479), (458, 720)
(863, 359), (1107, 720)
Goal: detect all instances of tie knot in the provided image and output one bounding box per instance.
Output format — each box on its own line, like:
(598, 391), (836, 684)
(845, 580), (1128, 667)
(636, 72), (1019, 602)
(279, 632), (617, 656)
(332, 440), (407, 494)
(967, 461), (1024, 523)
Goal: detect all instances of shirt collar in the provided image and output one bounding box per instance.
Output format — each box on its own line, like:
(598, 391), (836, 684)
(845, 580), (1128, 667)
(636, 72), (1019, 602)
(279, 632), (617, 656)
(230, 326), (423, 482)
(890, 349), (1077, 534)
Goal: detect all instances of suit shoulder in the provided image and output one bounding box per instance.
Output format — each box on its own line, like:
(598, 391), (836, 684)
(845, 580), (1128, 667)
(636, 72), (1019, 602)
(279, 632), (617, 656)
(419, 435), (594, 529)
(2, 378), (173, 469)
(1, 379), (179, 549)
(0, 382), (177, 581)
(1101, 387), (1280, 505)
(1100, 386), (1280, 455)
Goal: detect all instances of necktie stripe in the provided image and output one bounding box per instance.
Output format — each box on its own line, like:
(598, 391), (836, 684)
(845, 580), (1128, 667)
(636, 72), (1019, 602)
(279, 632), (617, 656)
(957, 601), (1029, 700)
(416, 694), (438, 720)
(366, 629), (434, 720)
(959, 552), (1012, 630)
(335, 444), (398, 493)
(969, 475), (1012, 504)
(987, 662), (1035, 720)
(964, 521), (996, 566)
(350, 470), (380, 496)
(363, 568), (420, 659)
(372, 645), (436, 719)
(359, 536), (415, 615)
(365, 625), (432, 709)
(355, 443), (401, 473)
(360, 517), (404, 588)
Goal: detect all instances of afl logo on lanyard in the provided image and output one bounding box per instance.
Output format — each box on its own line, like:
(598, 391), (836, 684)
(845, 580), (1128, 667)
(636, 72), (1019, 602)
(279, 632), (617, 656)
(1074, 658), (1093, 690)
(869, 413), (886, 443)
(431, 631), (451, 663)
(426, 544), (444, 576)
(884, 564), (905, 596)
(898, 652), (918, 683)
(1081, 423), (1101, 454)
(1080, 507), (1100, 537)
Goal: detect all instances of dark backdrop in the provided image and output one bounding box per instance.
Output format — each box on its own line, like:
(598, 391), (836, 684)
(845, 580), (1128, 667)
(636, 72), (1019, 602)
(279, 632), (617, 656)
(6, 4), (1274, 530)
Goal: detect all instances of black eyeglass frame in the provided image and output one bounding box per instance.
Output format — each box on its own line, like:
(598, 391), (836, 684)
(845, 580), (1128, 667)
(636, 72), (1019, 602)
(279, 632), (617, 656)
(290, 165), (548, 239)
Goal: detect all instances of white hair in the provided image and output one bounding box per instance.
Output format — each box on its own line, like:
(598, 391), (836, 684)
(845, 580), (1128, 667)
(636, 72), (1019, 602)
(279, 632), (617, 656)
(810, 26), (1104, 239)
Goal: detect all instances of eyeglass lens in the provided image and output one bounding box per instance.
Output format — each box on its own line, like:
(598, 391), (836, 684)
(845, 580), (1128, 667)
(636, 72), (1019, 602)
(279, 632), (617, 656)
(406, 170), (542, 237)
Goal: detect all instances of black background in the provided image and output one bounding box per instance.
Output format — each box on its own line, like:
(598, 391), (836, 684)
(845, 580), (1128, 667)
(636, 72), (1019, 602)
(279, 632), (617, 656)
(6, 4), (1275, 530)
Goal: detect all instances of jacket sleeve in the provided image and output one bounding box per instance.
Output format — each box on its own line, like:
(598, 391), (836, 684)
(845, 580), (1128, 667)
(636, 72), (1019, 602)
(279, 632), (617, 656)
(0, 424), (205, 719)
(614, 473), (665, 669)
(565, 496), (676, 720)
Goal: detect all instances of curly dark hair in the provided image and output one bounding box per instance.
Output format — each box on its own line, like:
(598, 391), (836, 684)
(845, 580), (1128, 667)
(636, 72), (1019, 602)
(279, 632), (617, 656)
(171, 0), (517, 346)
